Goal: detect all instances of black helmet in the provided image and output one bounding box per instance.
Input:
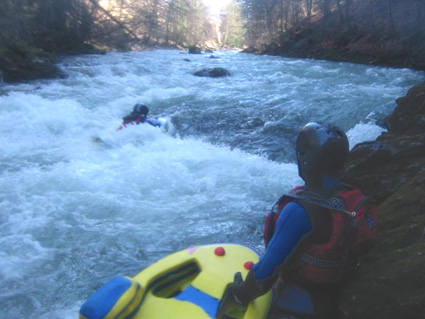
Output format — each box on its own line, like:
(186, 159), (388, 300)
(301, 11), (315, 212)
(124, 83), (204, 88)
(296, 122), (349, 186)
(133, 104), (149, 115)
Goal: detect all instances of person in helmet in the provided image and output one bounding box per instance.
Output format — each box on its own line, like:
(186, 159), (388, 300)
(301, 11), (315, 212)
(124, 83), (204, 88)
(117, 104), (150, 130)
(220, 122), (377, 319)
(296, 122), (349, 190)
(117, 103), (170, 132)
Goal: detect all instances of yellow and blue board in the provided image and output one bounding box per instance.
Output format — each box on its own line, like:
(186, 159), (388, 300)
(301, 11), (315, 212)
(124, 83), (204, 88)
(79, 244), (272, 319)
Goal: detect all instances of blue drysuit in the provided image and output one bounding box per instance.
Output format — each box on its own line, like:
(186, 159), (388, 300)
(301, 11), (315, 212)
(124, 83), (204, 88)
(253, 201), (316, 316)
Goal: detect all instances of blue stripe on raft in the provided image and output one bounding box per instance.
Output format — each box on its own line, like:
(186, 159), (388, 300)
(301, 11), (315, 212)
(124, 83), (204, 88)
(80, 276), (132, 319)
(175, 285), (220, 318)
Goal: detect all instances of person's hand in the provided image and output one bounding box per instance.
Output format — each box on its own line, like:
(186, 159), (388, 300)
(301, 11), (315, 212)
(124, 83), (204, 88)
(230, 272), (249, 307)
(217, 272), (248, 319)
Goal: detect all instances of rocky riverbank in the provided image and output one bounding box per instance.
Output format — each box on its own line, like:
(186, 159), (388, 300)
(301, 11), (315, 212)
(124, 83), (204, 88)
(340, 82), (425, 318)
(0, 45), (66, 83)
(0, 43), (107, 83)
(254, 32), (425, 71)
(242, 0), (425, 72)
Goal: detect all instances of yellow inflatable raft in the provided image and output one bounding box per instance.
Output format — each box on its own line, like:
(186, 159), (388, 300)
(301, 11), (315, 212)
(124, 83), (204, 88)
(79, 244), (272, 319)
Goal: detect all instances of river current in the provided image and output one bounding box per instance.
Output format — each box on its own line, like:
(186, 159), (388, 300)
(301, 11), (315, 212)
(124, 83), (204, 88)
(0, 50), (423, 318)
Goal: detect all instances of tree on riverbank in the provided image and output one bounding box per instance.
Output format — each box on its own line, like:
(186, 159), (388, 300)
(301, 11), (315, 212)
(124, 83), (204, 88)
(0, 0), (243, 82)
(0, 0), (103, 82)
(220, 0), (245, 48)
(0, 0), (97, 52)
(0, 0), (229, 54)
(95, 0), (216, 49)
(240, 0), (425, 47)
(239, 0), (425, 70)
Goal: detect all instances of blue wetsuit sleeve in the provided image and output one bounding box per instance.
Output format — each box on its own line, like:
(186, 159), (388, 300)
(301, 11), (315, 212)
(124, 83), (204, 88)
(253, 202), (312, 280)
(146, 118), (159, 127)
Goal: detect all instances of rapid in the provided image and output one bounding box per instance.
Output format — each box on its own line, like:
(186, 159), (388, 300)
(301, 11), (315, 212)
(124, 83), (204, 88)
(0, 50), (423, 318)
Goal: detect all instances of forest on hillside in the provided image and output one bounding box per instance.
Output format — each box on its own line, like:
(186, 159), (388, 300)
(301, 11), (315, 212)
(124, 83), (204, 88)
(0, 0), (244, 82)
(0, 0), (244, 53)
(241, 0), (425, 70)
(1, 0), (424, 54)
(1, 0), (424, 82)
(241, 0), (425, 48)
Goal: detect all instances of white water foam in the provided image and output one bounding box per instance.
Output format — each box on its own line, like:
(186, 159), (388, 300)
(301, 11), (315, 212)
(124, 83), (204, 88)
(347, 122), (387, 149)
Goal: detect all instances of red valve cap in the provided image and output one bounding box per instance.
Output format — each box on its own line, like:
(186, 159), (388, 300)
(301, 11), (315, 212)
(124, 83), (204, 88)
(244, 261), (254, 270)
(214, 247), (226, 256)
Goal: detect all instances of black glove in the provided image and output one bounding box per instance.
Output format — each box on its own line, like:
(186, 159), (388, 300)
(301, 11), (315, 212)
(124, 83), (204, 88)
(230, 272), (251, 307)
(217, 270), (275, 318)
(217, 272), (249, 319)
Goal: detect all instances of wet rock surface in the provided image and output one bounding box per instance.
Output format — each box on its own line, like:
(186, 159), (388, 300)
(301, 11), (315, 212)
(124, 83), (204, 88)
(0, 46), (66, 83)
(193, 67), (231, 78)
(343, 83), (425, 203)
(340, 82), (425, 318)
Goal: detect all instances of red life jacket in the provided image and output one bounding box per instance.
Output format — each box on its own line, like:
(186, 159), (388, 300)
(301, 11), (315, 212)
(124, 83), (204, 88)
(117, 115), (145, 131)
(264, 185), (378, 284)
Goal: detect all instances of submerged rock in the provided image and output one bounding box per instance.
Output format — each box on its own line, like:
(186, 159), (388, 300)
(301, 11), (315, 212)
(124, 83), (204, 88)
(193, 67), (231, 78)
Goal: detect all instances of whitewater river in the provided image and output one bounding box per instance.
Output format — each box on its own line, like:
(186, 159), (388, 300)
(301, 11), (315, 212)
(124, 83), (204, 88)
(0, 50), (423, 318)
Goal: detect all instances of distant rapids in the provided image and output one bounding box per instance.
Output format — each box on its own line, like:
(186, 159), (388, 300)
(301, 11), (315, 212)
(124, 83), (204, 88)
(0, 49), (423, 318)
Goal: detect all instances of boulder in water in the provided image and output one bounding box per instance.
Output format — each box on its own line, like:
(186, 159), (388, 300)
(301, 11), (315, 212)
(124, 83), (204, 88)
(193, 67), (231, 78)
(188, 46), (202, 54)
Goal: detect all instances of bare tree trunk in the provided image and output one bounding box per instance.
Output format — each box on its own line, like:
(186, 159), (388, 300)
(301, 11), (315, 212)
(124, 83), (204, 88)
(416, 0), (423, 32)
(284, 4), (289, 31)
(322, 0), (331, 18)
(305, 0), (313, 22)
(386, 0), (395, 33)
(165, 1), (172, 45)
(336, 0), (345, 25)
(344, 0), (352, 30)
(291, 0), (300, 25)
(280, 0), (284, 34)
(147, 0), (159, 44)
(88, 0), (142, 41)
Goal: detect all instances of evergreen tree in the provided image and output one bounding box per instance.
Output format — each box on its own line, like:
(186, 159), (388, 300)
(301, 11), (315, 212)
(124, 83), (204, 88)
(220, 0), (246, 48)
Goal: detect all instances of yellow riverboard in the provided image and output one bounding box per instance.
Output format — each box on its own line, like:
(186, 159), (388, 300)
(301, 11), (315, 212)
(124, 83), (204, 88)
(79, 244), (272, 319)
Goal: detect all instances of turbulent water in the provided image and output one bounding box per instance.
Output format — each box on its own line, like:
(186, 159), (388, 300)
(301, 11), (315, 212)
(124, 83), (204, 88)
(0, 49), (423, 318)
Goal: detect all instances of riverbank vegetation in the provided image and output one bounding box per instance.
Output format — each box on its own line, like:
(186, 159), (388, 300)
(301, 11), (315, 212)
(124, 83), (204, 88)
(0, 0), (246, 53)
(1, 0), (424, 82)
(240, 0), (425, 70)
(0, 0), (245, 82)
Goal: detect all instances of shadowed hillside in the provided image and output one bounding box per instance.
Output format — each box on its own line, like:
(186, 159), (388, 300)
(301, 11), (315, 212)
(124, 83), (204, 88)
(243, 0), (425, 71)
